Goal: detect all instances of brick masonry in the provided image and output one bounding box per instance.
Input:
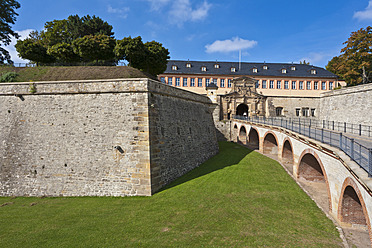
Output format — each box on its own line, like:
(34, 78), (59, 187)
(0, 78), (218, 197)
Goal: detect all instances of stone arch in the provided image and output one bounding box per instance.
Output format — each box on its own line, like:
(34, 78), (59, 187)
(263, 131), (279, 156)
(248, 127), (259, 150)
(338, 178), (371, 238)
(297, 149), (332, 211)
(236, 103), (248, 116)
(281, 138), (294, 174)
(238, 125), (247, 145)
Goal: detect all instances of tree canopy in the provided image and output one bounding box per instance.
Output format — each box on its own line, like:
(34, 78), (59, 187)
(0, 0), (20, 64)
(326, 26), (372, 86)
(15, 14), (170, 76)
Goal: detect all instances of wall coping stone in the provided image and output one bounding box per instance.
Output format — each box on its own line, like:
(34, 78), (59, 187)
(321, 83), (372, 98)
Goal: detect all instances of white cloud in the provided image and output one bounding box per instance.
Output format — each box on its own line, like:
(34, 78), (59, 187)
(107, 5), (130, 19)
(3, 29), (34, 64)
(205, 37), (258, 53)
(169, 0), (211, 25)
(299, 52), (328, 65)
(353, 1), (372, 21)
(144, 0), (170, 11)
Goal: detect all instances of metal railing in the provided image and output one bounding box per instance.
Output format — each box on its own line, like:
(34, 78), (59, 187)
(233, 115), (372, 177)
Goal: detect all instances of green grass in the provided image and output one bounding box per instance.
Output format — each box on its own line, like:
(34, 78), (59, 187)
(0, 142), (342, 247)
(0, 66), (154, 82)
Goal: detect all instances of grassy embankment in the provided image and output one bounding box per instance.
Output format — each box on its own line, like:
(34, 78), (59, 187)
(0, 142), (342, 247)
(0, 66), (155, 82)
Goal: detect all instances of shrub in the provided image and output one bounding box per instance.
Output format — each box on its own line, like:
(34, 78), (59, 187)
(0, 72), (18, 82)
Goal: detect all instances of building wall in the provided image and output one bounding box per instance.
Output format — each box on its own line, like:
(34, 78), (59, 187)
(0, 78), (218, 197)
(267, 96), (320, 118)
(319, 84), (372, 125)
(159, 74), (338, 97)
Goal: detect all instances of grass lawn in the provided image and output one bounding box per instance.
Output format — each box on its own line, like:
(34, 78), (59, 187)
(0, 142), (342, 247)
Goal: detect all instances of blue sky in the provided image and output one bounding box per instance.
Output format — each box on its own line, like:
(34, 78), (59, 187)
(5, 0), (372, 67)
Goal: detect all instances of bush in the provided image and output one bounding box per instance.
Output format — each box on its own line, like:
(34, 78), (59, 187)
(0, 72), (18, 82)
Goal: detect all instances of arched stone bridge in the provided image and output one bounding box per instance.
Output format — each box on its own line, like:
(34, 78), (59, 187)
(231, 119), (372, 245)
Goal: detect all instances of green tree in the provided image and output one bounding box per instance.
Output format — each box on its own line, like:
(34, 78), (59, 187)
(73, 34), (116, 63)
(0, 0), (20, 64)
(299, 60), (310, 65)
(326, 26), (372, 86)
(115, 36), (170, 76)
(47, 43), (80, 63)
(15, 38), (55, 65)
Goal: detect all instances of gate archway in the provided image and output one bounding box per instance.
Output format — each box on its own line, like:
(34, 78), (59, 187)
(236, 103), (248, 116)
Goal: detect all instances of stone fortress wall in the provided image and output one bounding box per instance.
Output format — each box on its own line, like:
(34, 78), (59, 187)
(319, 83), (372, 125)
(0, 78), (218, 197)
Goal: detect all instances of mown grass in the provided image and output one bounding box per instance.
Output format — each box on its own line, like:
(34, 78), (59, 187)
(0, 66), (154, 82)
(0, 142), (342, 247)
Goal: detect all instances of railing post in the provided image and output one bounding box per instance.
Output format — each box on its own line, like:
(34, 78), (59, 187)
(299, 122), (301, 134)
(344, 122), (346, 133)
(339, 132), (343, 149)
(321, 128), (324, 143)
(359, 124), (362, 136)
(332, 121), (335, 130)
(322, 120), (325, 129)
(350, 138), (354, 157)
(309, 125), (311, 138)
(310, 119), (312, 127)
(281, 118), (283, 127)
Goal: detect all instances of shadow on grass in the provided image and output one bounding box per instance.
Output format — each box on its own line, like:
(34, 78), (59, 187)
(157, 141), (252, 193)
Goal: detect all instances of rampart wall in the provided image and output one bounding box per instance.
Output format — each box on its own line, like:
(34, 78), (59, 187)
(319, 83), (372, 125)
(0, 78), (218, 197)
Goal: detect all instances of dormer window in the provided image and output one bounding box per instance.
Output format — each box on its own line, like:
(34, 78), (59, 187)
(291, 66), (296, 71)
(231, 67), (236, 72)
(214, 64), (220, 69)
(311, 69), (317, 75)
(172, 65), (178, 71)
(282, 68), (287, 74)
(263, 65), (268, 70)
(253, 68), (258, 73)
(186, 63), (191, 68)
(201, 66), (207, 72)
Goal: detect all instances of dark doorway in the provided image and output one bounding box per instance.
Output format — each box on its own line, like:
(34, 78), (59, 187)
(236, 104), (248, 116)
(341, 186), (367, 226)
(248, 128), (259, 150)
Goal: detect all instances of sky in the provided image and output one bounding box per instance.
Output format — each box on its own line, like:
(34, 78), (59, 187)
(4, 0), (372, 68)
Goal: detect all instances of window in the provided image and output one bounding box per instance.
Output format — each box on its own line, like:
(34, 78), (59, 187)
(284, 81), (289, 89)
(277, 80), (281, 89)
(175, 77), (180, 86)
(227, 79), (232, 88)
(160, 77), (165, 83)
(295, 108), (300, 117)
(206, 78), (210, 86)
(190, 78), (195, 87)
(220, 79), (225, 87)
(262, 80), (267, 89)
(329, 81), (333, 90)
(198, 78), (203, 87)
(306, 81), (311, 90)
(172, 65), (178, 70)
(168, 77), (173, 85)
(302, 108), (309, 117)
(213, 78), (217, 85)
(299, 81), (303, 90)
(186, 63), (191, 68)
(292, 81), (296, 89)
(276, 107), (283, 116)
(311, 109), (316, 117)
(322, 81), (326, 90)
(231, 67), (236, 72)
(269, 80), (274, 89)
(291, 66), (296, 71)
(263, 65), (268, 70)
(311, 69), (317, 74)
(314, 81), (318, 90)
(253, 68), (258, 73)
(201, 66), (207, 71)
(281, 69), (287, 74)
(255, 81), (259, 88)
(183, 78), (188, 87)
(214, 64), (220, 69)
